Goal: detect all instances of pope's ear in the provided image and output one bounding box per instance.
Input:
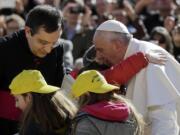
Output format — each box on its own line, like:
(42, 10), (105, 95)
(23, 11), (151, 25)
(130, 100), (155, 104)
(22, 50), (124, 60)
(113, 39), (123, 51)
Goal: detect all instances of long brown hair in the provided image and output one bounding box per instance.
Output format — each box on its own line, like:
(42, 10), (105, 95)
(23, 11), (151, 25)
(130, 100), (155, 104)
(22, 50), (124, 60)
(20, 90), (77, 135)
(78, 91), (145, 135)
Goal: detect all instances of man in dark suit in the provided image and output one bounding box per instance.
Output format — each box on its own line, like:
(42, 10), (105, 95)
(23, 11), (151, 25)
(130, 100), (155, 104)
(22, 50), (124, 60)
(0, 5), (66, 135)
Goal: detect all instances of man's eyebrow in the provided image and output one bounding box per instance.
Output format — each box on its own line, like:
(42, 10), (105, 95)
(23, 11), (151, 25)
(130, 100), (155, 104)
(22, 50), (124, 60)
(37, 38), (50, 44)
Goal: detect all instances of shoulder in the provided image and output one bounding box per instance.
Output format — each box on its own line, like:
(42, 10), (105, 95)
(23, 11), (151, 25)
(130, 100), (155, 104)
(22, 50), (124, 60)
(0, 30), (26, 57)
(74, 113), (138, 135)
(74, 114), (100, 135)
(0, 30), (25, 47)
(133, 38), (164, 53)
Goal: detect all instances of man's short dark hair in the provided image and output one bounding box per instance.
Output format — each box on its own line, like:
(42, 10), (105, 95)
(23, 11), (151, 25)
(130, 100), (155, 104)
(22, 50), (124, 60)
(25, 5), (63, 35)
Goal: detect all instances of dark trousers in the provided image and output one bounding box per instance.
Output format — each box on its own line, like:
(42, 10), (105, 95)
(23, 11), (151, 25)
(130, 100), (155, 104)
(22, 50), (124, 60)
(0, 118), (19, 135)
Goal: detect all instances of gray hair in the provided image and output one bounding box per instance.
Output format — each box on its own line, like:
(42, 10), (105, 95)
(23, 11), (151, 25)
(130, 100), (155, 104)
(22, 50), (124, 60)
(94, 30), (132, 46)
(109, 32), (132, 45)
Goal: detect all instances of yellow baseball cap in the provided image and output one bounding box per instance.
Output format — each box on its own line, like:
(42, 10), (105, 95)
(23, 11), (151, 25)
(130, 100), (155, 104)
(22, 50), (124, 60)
(71, 70), (119, 98)
(9, 70), (60, 95)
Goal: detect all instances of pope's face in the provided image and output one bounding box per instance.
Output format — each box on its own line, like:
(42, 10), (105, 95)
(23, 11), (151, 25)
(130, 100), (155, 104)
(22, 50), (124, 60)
(93, 31), (127, 66)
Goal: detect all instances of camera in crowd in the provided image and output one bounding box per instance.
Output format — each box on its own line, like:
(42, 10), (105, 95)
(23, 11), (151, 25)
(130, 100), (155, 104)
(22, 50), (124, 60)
(69, 5), (85, 14)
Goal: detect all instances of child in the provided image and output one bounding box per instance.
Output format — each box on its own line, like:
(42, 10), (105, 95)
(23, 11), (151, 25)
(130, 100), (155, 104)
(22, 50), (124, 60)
(9, 70), (77, 135)
(71, 70), (145, 135)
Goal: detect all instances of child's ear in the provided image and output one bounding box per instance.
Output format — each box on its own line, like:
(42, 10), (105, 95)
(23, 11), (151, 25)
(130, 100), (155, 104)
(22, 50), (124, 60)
(113, 39), (122, 52)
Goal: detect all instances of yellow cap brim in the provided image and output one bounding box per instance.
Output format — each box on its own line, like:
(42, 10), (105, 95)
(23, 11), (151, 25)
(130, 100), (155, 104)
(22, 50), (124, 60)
(71, 88), (82, 98)
(71, 83), (119, 98)
(35, 85), (59, 93)
(11, 85), (59, 95)
(90, 83), (119, 94)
